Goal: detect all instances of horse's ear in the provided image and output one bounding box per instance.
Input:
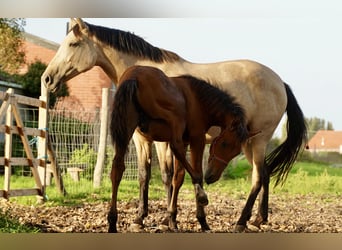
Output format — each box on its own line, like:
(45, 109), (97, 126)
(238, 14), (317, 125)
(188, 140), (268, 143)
(70, 18), (89, 37)
(69, 18), (77, 30)
(75, 18), (89, 32)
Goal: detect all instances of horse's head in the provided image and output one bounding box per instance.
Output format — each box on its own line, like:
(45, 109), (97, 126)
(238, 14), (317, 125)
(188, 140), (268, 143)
(41, 18), (98, 92)
(204, 118), (249, 184)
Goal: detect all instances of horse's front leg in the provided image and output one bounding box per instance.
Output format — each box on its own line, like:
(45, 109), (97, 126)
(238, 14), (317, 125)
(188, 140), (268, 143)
(131, 132), (153, 229)
(108, 153), (125, 233)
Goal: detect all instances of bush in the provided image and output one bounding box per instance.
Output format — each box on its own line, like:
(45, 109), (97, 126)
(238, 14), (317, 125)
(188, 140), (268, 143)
(69, 144), (97, 180)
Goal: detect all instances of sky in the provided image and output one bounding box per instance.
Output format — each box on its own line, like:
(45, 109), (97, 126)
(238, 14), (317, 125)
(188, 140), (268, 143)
(22, 3), (342, 134)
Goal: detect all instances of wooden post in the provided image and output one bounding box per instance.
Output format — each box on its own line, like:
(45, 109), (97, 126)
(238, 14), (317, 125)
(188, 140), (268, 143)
(93, 88), (109, 188)
(47, 138), (67, 196)
(11, 102), (44, 194)
(3, 89), (14, 199)
(37, 94), (48, 192)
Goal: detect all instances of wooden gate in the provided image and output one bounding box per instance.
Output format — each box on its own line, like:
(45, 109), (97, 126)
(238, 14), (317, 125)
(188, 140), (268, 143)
(0, 88), (48, 201)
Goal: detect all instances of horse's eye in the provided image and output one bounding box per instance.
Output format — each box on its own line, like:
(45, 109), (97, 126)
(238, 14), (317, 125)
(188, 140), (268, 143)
(69, 42), (80, 47)
(221, 141), (228, 148)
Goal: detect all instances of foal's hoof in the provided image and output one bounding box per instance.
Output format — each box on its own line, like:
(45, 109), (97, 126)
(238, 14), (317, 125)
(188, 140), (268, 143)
(251, 217), (266, 228)
(234, 224), (247, 233)
(196, 193), (209, 207)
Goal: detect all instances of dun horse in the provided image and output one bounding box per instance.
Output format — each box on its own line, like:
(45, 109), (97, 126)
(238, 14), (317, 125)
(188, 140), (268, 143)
(42, 18), (307, 232)
(109, 65), (248, 232)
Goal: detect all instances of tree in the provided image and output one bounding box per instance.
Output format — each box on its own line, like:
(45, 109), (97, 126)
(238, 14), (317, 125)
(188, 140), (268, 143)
(306, 117), (334, 139)
(0, 18), (26, 74)
(18, 60), (69, 108)
(280, 116), (334, 141)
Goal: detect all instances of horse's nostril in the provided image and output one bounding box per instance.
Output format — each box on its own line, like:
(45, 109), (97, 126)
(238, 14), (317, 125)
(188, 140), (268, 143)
(45, 75), (51, 84)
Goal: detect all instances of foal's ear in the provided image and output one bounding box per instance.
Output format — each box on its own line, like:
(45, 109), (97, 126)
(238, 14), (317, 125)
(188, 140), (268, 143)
(230, 118), (243, 131)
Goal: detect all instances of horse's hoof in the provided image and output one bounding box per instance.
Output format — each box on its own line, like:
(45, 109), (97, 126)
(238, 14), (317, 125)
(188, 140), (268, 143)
(129, 223), (144, 232)
(161, 217), (169, 226)
(234, 224), (247, 233)
(108, 228), (117, 233)
(201, 224), (211, 232)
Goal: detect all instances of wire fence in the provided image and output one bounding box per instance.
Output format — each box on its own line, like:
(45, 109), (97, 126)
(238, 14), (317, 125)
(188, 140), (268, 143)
(2, 107), (210, 196)
(0, 107), (140, 194)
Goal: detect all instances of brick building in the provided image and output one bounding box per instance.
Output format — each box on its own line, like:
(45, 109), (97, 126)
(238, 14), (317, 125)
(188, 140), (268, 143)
(307, 130), (342, 154)
(22, 32), (113, 111)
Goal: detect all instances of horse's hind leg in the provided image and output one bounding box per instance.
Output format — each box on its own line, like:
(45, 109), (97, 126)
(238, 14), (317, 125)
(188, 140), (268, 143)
(235, 141), (267, 232)
(251, 164), (270, 228)
(131, 132), (153, 229)
(155, 141), (174, 225)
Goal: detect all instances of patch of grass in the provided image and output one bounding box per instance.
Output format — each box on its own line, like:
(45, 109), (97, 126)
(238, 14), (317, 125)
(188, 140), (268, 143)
(0, 210), (41, 233)
(1, 160), (341, 207)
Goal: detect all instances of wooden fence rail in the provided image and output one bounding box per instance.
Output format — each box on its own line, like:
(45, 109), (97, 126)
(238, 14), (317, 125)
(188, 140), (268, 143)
(0, 88), (47, 201)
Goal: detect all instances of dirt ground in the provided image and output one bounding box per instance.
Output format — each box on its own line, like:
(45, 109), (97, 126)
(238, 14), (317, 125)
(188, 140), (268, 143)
(1, 192), (341, 233)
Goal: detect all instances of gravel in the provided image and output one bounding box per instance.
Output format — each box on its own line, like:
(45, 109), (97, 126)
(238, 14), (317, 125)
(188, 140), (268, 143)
(1, 193), (341, 233)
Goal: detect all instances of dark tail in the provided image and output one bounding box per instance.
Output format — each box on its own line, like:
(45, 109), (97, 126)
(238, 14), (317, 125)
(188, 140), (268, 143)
(110, 79), (138, 150)
(266, 83), (307, 186)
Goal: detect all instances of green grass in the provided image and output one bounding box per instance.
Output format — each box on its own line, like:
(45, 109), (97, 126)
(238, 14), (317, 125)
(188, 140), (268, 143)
(1, 160), (341, 232)
(0, 210), (41, 233)
(1, 160), (341, 206)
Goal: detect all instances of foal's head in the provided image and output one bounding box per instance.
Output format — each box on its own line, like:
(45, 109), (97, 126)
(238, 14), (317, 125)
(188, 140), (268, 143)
(205, 116), (248, 184)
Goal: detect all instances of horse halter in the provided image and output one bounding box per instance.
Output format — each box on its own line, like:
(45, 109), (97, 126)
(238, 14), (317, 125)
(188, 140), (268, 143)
(208, 128), (230, 166)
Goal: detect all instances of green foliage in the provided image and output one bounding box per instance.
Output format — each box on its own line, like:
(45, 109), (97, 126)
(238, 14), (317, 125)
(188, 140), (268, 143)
(20, 61), (45, 97)
(0, 18), (26, 74)
(221, 158), (251, 180)
(305, 117), (334, 139)
(69, 144), (97, 180)
(0, 210), (41, 233)
(17, 60), (69, 108)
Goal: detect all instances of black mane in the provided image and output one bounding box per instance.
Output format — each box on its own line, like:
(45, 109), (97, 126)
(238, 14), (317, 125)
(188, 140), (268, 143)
(85, 22), (180, 63)
(179, 75), (247, 140)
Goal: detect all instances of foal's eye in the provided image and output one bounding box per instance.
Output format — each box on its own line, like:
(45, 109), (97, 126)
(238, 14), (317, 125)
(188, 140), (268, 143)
(221, 141), (228, 148)
(69, 42), (80, 47)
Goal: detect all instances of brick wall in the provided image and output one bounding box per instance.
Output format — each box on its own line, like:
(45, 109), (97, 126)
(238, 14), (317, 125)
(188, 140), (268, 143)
(55, 66), (112, 111)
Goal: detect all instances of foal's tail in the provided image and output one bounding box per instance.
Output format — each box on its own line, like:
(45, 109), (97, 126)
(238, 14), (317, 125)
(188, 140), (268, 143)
(267, 83), (307, 186)
(110, 79), (138, 150)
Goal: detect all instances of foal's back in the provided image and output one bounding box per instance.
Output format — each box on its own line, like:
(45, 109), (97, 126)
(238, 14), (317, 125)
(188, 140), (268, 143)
(119, 65), (187, 121)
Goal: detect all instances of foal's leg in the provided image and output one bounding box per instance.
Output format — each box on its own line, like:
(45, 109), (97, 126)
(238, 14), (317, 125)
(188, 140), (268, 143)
(108, 150), (126, 233)
(168, 137), (210, 231)
(168, 158), (185, 230)
(132, 132), (153, 228)
(189, 139), (210, 231)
